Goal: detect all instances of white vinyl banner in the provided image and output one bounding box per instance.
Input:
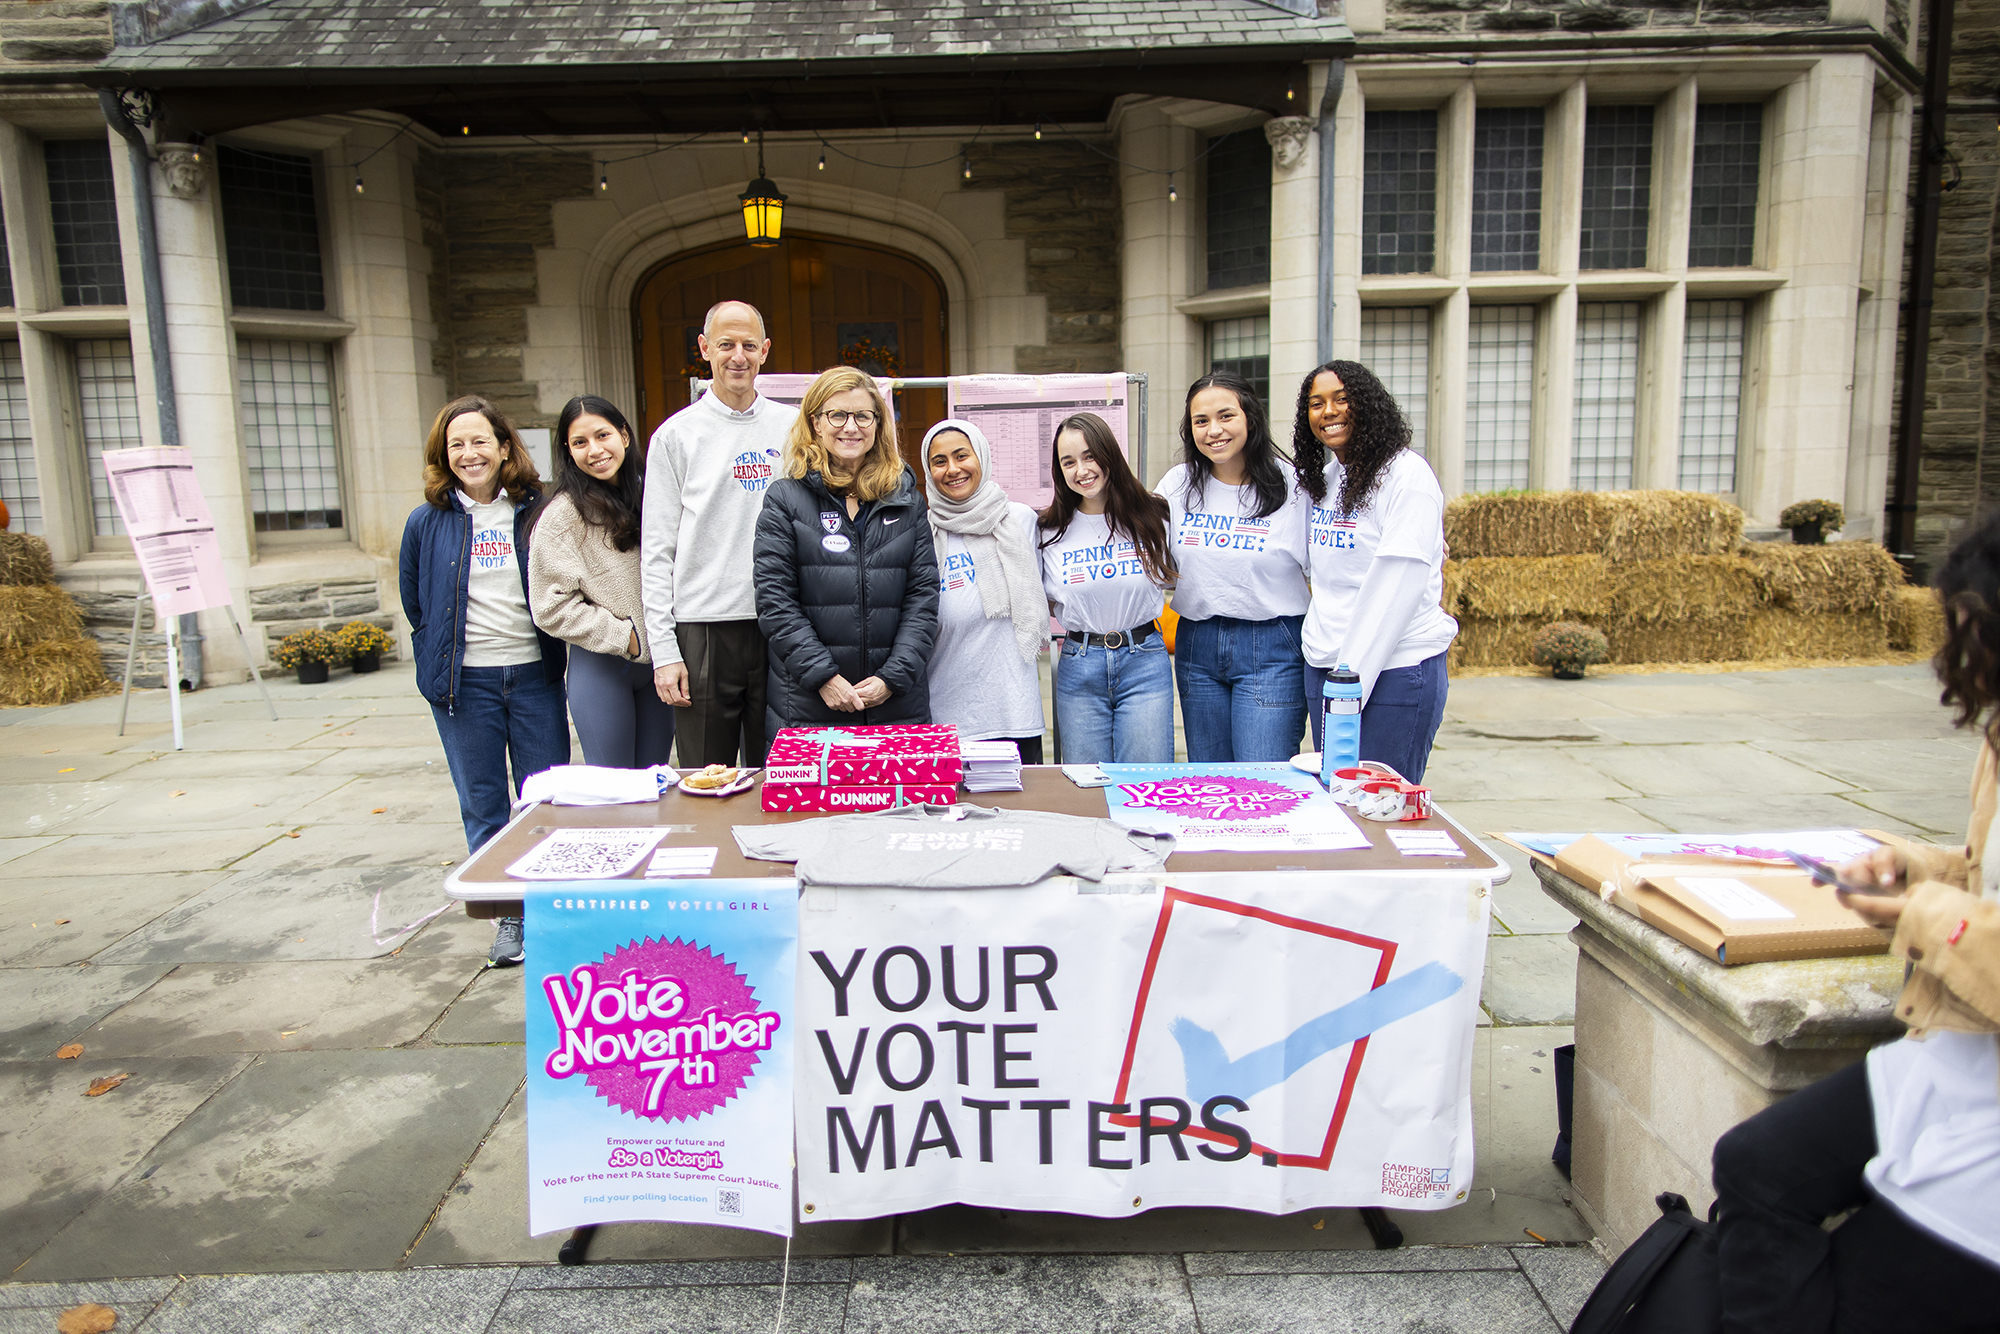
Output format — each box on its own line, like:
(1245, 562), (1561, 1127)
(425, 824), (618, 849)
(796, 871), (1490, 1221)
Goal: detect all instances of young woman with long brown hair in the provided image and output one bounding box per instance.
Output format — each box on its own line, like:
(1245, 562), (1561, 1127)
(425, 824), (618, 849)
(1038, 412), (1177, 762)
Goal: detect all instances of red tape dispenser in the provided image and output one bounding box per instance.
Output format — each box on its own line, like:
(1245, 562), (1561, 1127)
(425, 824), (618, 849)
(1356, 778), (1432, 823)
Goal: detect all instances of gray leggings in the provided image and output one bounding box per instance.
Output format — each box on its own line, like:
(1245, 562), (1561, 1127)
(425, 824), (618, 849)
(567, 645), (676, 769)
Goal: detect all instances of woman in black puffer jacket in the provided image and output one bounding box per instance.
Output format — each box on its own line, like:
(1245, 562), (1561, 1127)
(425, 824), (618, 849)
(753, 366), (940, 731)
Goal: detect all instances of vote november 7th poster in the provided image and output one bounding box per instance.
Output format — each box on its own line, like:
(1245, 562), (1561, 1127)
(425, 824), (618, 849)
(524, 883), (798, 1238)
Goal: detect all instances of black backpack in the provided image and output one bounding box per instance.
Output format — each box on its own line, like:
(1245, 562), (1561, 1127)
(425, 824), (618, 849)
(1569, 1192), (1722, 1334)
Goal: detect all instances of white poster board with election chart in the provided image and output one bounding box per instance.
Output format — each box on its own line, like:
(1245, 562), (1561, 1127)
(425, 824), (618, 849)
(796, 871), (1488, 1220)
(101, 447), (233, 617)
(946, 375), (1132, 511)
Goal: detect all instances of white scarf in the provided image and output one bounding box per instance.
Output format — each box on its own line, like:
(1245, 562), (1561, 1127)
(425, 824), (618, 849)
(922, 419), (1045, 664)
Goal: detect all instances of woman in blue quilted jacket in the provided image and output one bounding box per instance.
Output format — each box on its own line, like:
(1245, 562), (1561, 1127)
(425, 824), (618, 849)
(398, 394), (569, 967)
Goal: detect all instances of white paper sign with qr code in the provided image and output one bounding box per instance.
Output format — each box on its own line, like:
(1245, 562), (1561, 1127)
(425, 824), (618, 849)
(506, 828), (667, 881)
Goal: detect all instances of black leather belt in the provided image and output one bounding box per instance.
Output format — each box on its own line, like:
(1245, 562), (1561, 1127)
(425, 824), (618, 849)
(1075, 622), (1157, 649)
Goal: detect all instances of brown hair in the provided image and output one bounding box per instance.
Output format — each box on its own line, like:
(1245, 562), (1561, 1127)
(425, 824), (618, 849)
(422, 395), (541, 510)
(1038, 412), (1176, 588)
(782, 367), (903, 503)
(1934, 509), (2000, 747)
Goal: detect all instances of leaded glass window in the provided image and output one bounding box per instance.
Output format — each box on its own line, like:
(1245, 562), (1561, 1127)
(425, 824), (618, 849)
(240, 338), (343, 531)
(1467, 306), (1535, 491)
(1471, 108), (1544, 273)
(1205, 133), (1271, 291)
(220, 145), (326, 311)
(46, 140), (125, 307)
(1690, 105), (1762, 268)
(1362, 110), (1437, 276)
(0, 341), (36, 533)
(1680, 300), (1746, 492)
(1581, 107), (1653, 270)
(1359, 307), (1431, 459)
(1573, 302), (1642, 490)
(1208, 316), (1270, 407)
(75, 338), (142, 536)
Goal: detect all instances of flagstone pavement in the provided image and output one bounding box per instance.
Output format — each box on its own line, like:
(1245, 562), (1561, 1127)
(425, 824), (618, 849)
(0, 660), (1968, 1331)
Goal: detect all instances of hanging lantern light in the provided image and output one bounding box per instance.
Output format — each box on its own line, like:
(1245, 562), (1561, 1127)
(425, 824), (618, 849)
(740, 129), (787, 247)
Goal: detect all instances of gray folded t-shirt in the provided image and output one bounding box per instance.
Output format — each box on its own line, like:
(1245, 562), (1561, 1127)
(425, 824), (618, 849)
(733, 803), (1173, 887)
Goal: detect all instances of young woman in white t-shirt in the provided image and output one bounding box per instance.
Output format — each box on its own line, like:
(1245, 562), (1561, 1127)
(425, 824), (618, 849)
(1293, 360), (1458, 782)
(1038, 412), (1177, 762)
(923, 419), (1047, 763)
(1157, 372), (1312, 762)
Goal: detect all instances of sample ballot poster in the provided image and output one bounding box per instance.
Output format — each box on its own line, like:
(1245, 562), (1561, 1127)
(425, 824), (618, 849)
(947, 375), (1132, 511)
(795, 872), (1489, 1220)
(100, 447), (232, 618)
(1099, 764), (1371, 853)
(525, 883), (799, 1237)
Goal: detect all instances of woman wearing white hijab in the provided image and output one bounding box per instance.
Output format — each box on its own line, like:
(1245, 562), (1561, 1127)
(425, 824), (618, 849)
(923, 418), (1048, 763)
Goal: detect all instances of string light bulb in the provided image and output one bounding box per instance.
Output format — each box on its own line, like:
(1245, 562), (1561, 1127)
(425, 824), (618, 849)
(1034, 119), (1042, 141)
(461, 124), (470, 135)
(742, 128), (750, 145)
(817, 149), (826, 171)
(598, 162), (608, 191)
(1287, 83), (1296, 101)
(962, 155), (971, 181)
(352, 169), (364, 194)
(1168, 175), (1178, 203)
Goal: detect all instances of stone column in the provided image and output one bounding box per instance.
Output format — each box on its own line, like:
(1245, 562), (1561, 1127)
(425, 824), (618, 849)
(1640, 77), (1699, 493)
(1742, 54), (1873, 527)
(1844, 90), (1912, 542)
(1115, 99), (1201, 487)
(1266, 113), (1319, 403)
(1327, 71), (1364, 359)
(150, 138), (257, 678)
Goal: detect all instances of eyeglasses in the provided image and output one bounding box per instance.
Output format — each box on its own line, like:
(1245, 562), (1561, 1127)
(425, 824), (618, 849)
(815, 410), (879, 429)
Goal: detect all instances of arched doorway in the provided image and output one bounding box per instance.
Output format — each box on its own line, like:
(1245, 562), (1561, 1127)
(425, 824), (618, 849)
(634, 234), (949, 469)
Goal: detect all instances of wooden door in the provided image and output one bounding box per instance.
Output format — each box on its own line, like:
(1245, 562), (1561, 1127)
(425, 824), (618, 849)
(634, 235), (948, 470)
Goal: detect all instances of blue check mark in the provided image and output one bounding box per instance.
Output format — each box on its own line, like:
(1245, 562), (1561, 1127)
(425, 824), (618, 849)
(1171, 961), (1465, 1106)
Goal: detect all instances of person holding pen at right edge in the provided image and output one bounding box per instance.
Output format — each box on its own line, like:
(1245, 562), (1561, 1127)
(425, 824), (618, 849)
(1295, 360), (1457, 784)
(1158, 371), (1313, 763)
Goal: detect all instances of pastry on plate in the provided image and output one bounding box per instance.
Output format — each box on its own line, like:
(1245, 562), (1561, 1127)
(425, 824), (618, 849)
(682, 764), (742, 791)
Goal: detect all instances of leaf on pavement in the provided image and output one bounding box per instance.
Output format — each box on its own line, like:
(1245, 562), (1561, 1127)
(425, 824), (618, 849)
(56, 1303), (118, 1334)
(371, 807), (387, 814)
(83, 1073), (130, 1097)
(55, 1043), (83, 1059)
(55, 918), (70, 925)
(57, 767), (75, 773)
(169, 790), (186, 798)
(286, 831), (302, 839)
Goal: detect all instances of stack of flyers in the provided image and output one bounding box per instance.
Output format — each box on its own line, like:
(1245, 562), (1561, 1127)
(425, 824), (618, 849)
(960, 739), (1023, 792)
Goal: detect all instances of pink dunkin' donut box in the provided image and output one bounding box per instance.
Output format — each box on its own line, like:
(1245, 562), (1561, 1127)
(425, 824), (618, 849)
(761, 724), (964, 813)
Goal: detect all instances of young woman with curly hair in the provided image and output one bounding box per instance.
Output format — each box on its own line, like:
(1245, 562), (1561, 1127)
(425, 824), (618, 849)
(527, 395), (674, 770)
(399, 395), (569, 967)
(1158, 371), (1313, 762)
(1294, 361), (1457, 782)
(1039, 412), (1177, 762)
(1698, 509), (2000, 1333)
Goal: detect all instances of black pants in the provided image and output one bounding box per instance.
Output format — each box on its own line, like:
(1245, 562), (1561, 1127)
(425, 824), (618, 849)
(1003, 735), (1044, 766)
(673, 619), (768, 768)
(1712, 1059), (2000, 1334)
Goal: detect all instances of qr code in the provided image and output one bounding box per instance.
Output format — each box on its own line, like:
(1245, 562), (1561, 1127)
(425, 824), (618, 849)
(716, 1189), (743, 1216)
(507, 829), (660, 881)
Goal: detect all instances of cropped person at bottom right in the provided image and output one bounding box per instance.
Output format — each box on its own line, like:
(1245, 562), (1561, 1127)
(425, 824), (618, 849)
(1709, 510), (2000, 1334)
(1294, 360), (1457, 783)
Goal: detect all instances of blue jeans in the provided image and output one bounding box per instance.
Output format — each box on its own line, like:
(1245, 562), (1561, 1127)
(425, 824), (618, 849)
(430, 663), (572, 853)
(1174, 614), (1307, 763)
(1055, 631), (1176, 764)
(1307, 651), (1449, 784)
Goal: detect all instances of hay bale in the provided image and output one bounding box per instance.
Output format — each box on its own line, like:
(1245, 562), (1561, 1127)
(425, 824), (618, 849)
(1449, 617), (1558, 669)
(1886, 585), (1946, 654)
(1743, 542), (1904, 615)
(1608, 617), (1752, 664)
(1609, 556), (1761, 625)
(1450, 555), (1614, 621)
(0, 532), (54, 586)
(0, 638), (108, 706)
(1444, 490), (1744, 561)
(0, 585), (85, 649)
(1742, 610), (1890, 660)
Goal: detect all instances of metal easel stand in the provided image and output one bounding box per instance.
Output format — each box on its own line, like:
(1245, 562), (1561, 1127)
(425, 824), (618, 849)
(118, 593), (277, 748)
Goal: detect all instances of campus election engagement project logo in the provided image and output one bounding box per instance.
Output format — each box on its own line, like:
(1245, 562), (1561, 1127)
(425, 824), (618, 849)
(525, 885), (798, 1238)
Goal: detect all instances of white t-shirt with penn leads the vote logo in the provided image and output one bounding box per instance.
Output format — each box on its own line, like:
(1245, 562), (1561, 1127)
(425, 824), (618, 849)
(1158, 463), (1310, 622)
(1302, 450), (1457, 673)
(1039, 511), (1169, 636)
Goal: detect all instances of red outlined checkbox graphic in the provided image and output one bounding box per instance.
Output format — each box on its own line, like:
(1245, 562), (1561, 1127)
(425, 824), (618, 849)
(1110, 886), (1397, 1170)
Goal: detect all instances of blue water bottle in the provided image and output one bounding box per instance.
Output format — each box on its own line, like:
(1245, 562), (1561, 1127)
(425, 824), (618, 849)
(1320, 664), (1362, 790)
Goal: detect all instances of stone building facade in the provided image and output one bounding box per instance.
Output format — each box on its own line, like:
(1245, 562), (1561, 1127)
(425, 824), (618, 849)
(0, 0), (1949, 683)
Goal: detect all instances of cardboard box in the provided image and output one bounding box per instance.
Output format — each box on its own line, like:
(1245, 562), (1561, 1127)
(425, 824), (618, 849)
(1553, 834), (1891, 965)
(761, 783), (958, 814)
(764, 724), (964, 788)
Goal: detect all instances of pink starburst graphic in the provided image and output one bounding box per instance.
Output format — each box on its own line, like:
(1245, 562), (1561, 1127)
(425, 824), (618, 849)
(543, 936), (773, 1124)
